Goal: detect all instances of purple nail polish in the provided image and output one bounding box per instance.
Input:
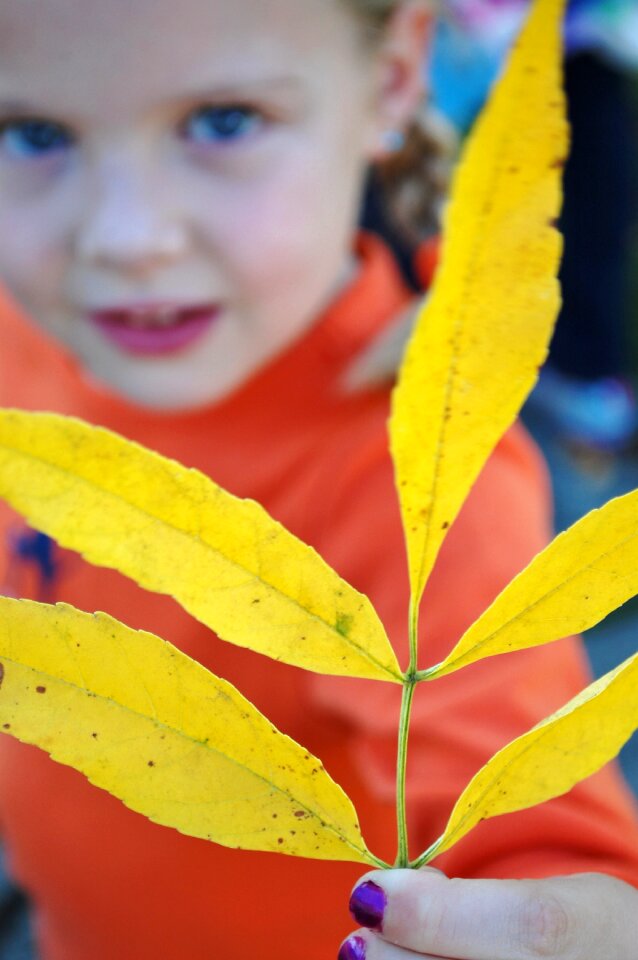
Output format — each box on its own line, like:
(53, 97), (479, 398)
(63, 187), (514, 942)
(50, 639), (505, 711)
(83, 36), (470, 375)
(349, 880), (386, 930)
(338, 934), (367, 960)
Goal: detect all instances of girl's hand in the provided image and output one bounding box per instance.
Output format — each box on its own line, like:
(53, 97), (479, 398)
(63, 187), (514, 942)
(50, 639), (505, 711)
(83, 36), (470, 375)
(339, 868), (638, 958)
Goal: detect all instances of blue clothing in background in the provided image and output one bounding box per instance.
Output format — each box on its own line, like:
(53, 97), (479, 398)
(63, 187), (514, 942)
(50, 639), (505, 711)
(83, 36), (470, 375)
(429, 0), (638, 132)
(0, 847), (34, 959)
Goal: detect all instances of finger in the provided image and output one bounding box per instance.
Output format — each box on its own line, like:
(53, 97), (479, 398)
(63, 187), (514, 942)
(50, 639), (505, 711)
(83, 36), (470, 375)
(347, 869), (638, 960)
(338, 929), (444, 960)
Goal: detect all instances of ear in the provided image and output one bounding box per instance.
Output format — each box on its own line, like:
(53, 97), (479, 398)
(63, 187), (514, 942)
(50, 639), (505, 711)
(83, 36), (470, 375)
(367, 0), (432, 160)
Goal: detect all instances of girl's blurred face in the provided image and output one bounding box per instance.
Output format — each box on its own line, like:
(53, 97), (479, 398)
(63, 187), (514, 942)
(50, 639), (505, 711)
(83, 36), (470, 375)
(0, 0), (404, 409)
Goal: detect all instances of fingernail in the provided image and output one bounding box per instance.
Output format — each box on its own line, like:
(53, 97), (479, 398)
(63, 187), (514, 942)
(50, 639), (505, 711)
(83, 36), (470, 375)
(338, 934), (367, 960)
(349, 880), (386, 930)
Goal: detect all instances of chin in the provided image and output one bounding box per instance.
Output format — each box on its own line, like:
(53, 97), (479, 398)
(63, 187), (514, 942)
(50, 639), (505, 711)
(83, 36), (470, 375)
(78, 348), (232, 411)
(117, 372), (234, 412)
(116, 381), (223, 412)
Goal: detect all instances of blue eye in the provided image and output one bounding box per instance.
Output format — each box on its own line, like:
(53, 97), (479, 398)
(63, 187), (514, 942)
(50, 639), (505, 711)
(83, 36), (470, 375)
(0, 119), (72, 159)
(184, 105), (262, 145)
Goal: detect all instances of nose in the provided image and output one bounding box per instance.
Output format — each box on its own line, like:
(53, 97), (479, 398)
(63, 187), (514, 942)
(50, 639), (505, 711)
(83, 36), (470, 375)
(75, 155), (188, 273)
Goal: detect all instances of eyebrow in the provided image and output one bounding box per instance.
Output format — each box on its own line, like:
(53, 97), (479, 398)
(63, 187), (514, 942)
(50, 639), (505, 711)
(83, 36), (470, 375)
(171, 76), (308, 105)
(0, 77), (308, 120)
(0, 99), (37, 114)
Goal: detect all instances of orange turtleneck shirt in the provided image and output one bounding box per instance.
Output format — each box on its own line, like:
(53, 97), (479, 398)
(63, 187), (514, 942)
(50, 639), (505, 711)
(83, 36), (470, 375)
(0, 235), (636, 960)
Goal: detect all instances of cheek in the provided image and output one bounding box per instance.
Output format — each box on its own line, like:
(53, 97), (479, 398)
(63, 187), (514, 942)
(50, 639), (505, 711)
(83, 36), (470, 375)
(200, 153), (362, 305)
(0, 162), (77, 312)
(0, 204), (67, 312)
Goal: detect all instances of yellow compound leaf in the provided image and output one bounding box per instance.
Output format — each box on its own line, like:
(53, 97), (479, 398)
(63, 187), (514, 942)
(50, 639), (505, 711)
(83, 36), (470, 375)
(390, 0), (567, 607)
(422, 652), (638, 862)
(425, 489), (638, 679)
(0, 597), (378, 864)
(0, 410), (401, 683)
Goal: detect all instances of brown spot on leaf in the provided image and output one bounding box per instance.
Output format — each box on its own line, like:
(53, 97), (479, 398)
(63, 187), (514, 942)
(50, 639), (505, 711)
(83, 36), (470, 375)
(91, 733), (99, 739)
(441, 521), (450, 530)
(147, 761), (155, 768)
(36, 686), (46, 694)
(550, 157), (566, 170)
(294, 810), (307, 819)
(2, 723), (10, 730)
(278, 838), (284, 845)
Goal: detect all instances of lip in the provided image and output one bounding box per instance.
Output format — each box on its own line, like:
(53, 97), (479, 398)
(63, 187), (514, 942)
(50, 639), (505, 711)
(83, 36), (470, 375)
(86, 302), (221, 356)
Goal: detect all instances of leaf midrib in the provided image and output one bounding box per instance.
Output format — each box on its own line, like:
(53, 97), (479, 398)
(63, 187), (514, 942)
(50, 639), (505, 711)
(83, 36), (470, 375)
(441, 659), (635, 850)
(444, 522), (638, 673)
(414, 55), (538, 595)
(0, 650), (369, 859)
(0, 437), (399, 680)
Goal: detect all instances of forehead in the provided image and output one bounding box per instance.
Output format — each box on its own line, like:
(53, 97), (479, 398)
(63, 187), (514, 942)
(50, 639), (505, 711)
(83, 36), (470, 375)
(0, 0), (360, 119)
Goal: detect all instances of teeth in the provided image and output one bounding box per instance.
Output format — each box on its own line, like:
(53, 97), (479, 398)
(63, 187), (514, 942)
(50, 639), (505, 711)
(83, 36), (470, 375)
(129, 311), (151, 328)
(128, 306), (179, 328)
(156, 306), (178, 327)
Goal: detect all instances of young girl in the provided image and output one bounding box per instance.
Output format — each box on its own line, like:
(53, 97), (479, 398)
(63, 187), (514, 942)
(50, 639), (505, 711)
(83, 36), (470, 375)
(0, 1), (636, 958)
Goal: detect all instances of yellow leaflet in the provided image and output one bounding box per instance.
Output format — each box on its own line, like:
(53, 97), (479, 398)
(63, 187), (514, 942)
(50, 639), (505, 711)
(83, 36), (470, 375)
(0, 410), (401, 683)
(422, 652), (638, 862)
(390, 0), (566, 607)
(425, 489), (638, 678)
(0, 597), (377, 864)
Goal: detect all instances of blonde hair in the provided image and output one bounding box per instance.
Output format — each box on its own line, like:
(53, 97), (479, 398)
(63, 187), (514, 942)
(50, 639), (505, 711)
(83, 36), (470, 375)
(344, 0), (454, 246)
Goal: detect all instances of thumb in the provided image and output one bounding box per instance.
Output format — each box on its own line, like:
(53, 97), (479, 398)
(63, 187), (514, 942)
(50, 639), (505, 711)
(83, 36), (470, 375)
(346, 869), (638, 959)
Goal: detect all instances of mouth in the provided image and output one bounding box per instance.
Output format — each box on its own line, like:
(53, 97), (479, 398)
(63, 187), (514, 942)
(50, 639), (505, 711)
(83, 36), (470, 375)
(86, 302), (221, 357)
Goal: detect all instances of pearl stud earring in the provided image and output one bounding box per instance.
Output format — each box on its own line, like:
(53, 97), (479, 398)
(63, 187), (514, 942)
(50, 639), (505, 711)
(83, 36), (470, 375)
(381, 129), (406, 152)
